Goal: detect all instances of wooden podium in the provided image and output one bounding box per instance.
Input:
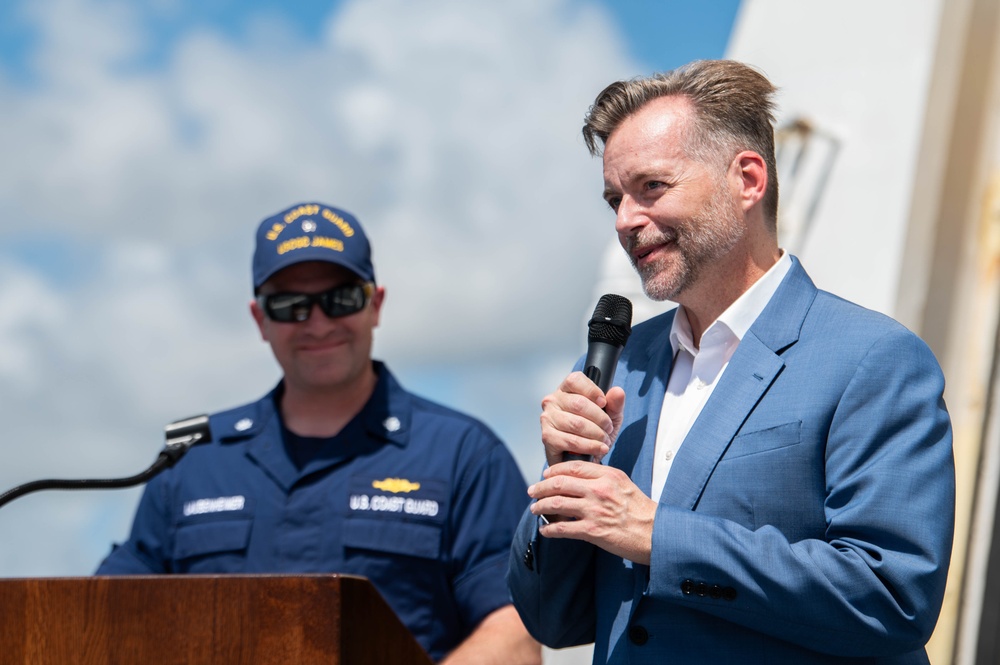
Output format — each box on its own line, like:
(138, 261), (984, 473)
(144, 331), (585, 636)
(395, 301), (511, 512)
(0, 574), (433, 664)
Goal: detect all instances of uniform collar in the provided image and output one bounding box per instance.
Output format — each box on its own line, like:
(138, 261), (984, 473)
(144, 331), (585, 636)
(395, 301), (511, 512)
(211, 361), (412, 448)
(360, 361), (412, 448)
(208, 362), (413, 491)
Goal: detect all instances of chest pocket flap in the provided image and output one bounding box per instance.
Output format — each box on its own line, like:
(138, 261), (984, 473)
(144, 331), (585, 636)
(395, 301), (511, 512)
(724, 420), (802, 460)
(174, 519), (253, 561)
(342, 518), (442, 560)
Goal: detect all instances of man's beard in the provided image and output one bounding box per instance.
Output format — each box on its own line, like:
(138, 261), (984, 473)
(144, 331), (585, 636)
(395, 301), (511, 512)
(624, 190), (745, 302)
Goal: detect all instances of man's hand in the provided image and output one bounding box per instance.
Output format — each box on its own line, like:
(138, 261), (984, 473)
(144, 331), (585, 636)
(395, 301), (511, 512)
(539, 371), (626, 466)
(529, 460), (656, 565)
(534, 371), (653, 563)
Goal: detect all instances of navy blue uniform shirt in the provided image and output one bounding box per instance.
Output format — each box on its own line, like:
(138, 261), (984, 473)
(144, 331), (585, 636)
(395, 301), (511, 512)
(97, 362), (529, 662)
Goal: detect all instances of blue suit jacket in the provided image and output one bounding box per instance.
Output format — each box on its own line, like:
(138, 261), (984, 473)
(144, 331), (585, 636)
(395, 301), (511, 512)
(508, 259), (954, 664)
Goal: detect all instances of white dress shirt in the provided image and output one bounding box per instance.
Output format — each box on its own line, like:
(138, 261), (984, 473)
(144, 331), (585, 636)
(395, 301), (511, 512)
(650, 252), (792, 502)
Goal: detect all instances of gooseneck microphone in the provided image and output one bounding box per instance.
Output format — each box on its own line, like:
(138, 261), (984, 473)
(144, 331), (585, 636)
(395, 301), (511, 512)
(0, 415), (212, 510)
(564, 294), (633, 463)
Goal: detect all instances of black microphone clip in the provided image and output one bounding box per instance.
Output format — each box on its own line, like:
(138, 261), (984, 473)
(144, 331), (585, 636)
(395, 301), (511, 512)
(161, 414), (212, 466)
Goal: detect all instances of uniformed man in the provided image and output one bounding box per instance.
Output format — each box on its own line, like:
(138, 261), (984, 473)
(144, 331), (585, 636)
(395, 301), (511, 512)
(97, 202), (540, 665)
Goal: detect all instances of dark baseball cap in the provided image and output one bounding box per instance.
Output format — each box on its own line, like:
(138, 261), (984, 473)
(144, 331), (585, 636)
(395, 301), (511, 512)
(252, 202), (375, 289)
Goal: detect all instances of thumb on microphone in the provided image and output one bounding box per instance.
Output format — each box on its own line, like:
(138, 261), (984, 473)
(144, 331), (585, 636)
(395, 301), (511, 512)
(603, 385), (626, 450)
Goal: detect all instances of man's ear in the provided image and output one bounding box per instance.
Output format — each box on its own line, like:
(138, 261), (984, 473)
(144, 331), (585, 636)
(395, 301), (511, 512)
(249, 299), (269, 341)
(731, 150), (767, 212)
(370, 286), (386, 328)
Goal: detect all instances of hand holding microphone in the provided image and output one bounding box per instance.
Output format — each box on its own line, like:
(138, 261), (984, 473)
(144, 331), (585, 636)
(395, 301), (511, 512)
(552, 294), (632, 464)
(542, 293), (632, 464)
(534, 294), (651, 541)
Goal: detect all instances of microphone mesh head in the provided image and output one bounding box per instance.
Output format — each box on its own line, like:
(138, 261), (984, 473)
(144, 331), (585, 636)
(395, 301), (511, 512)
(588, 294), (633, 347)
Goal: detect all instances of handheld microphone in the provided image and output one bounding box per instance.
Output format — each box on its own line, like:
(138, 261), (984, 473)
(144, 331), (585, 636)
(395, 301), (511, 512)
(564, 294), (633, 462)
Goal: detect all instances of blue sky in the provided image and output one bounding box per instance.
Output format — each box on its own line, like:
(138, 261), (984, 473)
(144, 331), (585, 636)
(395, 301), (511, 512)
(0, 0), (739, 577)
(0, 1), (738, 81)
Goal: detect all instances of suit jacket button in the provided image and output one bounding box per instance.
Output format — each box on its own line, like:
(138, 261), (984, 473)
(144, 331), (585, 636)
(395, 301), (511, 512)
(628, 625), (649, 645)
(710, 584), (723, 599)
(522, 542), (535, 571)
(681, 579), (694, 595)
(723, 586), (738, 601)
(695, 582), (708, 597)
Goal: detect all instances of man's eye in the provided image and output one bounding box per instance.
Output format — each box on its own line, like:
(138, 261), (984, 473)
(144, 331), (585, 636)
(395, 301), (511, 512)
(645, 181), (665, 191)
(606, 197), (622, 212)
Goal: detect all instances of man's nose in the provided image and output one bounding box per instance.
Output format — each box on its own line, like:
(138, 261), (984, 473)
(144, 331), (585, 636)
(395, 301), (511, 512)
(614, 196), (646, 236)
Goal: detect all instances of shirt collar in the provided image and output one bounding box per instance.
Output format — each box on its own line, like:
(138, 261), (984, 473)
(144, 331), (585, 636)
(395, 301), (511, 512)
(669, 250), (792, 356)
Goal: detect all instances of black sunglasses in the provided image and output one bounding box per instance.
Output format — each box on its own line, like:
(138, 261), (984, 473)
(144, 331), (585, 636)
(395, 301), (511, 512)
(257, 282), (375, 323)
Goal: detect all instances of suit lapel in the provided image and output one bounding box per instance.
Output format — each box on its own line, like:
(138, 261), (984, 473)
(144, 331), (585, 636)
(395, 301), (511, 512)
(658, 334), (784, 508)
(659, 258), (818, 510)
(608, 310), (676, 496)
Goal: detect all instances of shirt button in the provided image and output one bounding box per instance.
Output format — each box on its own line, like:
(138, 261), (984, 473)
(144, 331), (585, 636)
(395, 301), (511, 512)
(628, 625), (649, 645)
(664, 450), (674, 461)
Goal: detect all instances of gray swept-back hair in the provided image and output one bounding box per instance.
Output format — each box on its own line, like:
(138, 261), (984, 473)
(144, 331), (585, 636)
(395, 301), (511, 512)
(582, 59), (779, 227)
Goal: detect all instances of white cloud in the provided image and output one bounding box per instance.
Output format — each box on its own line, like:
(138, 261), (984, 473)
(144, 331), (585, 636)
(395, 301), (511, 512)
(0, 0), (637, 576)
(0, 266), (66, 391)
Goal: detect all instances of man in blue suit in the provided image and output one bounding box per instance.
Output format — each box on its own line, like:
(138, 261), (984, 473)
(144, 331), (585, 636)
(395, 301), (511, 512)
(507, 60), (955, 663)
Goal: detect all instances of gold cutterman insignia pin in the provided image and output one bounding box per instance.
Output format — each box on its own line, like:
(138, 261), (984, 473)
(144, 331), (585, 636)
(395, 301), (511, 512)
(372, 478), (421, 493)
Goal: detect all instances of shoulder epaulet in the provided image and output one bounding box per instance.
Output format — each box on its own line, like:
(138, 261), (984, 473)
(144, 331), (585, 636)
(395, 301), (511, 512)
(206, 398), (271, 442)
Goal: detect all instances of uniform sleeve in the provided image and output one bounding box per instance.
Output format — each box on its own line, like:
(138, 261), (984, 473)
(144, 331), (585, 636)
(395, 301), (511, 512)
(646, 329), (955, 656)
(448, 434), (530, 632)
(95, 474), (172, 575)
